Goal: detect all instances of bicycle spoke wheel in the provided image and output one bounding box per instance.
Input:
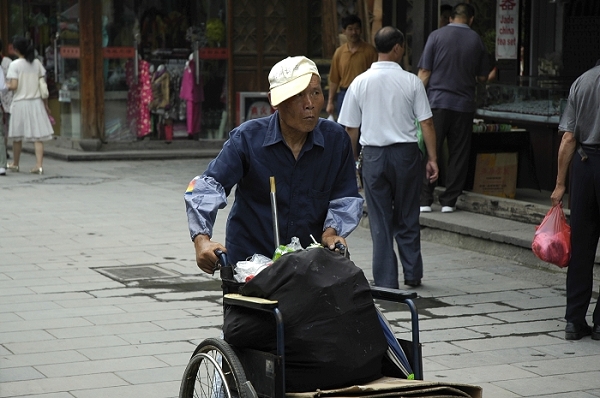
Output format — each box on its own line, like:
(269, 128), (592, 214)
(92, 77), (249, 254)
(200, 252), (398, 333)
(180, 338), (250, 398)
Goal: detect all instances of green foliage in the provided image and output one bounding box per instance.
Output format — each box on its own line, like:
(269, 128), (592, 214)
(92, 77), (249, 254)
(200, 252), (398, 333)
(206, 18), (225, 46)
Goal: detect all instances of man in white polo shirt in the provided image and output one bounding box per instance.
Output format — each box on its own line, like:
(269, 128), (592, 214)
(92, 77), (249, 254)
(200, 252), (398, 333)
(338, 26), (438, 289)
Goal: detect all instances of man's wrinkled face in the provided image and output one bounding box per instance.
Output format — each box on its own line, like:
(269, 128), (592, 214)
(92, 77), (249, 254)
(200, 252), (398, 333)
(343, 23), (361, 44)
(276, 75), (323, 135)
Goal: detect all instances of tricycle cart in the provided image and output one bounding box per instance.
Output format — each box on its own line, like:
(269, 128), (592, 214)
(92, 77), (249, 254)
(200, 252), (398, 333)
(179, 249), (481, 398)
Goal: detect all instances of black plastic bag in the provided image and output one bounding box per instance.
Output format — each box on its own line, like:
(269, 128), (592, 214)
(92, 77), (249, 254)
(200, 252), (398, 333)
(223, 248), (387, 392)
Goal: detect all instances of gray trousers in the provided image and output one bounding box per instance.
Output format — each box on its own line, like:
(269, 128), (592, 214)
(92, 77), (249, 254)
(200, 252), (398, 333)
(362, 143), (424, 288)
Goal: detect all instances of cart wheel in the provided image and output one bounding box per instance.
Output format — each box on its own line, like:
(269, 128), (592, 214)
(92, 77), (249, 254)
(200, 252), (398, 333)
(179, 338), (251, 398)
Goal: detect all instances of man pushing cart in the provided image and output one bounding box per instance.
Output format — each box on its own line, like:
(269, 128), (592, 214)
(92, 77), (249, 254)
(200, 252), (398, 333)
(183, 55), (481, 398)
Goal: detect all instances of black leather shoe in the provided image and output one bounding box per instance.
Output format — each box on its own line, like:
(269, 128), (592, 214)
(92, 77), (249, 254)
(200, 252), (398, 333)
(404, 279), (421, 287)
(592, 324), (600, 341)
(565, 322), (592, 340)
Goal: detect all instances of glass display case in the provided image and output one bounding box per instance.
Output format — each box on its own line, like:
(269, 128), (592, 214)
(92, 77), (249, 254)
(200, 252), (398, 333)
(475, 78), (572, 125)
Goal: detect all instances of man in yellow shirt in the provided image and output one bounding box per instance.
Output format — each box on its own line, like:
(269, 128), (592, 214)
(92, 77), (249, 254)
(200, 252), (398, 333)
(327, 15), (377, 119)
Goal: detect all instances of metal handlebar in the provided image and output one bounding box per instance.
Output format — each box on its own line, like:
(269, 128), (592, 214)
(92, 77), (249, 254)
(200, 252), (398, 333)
(214, 249), (228, 271)
(335, 242), (350, 258)
(215, 244), (348, 273)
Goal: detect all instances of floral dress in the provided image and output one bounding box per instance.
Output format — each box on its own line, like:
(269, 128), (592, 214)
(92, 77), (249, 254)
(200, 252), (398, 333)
(126, 59), (152, 138)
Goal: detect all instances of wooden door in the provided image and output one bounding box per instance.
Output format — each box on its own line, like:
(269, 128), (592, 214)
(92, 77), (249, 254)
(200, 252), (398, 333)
(227, 0), (308, 127)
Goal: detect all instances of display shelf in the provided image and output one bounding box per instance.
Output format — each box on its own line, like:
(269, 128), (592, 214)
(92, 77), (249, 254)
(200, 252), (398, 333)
(475, 79), (570, 125)
(475, 109), (560, 125)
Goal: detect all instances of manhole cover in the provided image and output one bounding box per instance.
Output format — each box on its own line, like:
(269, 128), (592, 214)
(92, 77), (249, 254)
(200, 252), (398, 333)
(94, 265), (181, 282)
(37, 176), (107, 185)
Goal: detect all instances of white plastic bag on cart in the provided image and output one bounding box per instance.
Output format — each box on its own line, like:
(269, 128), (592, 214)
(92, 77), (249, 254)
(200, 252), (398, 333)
(233, 237), (305, 283)
(233, 254), (272, 283)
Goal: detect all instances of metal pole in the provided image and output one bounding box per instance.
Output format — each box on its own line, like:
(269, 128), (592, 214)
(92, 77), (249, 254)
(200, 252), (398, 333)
(54, 32), (59, 81)
(270, 176), (280, 249)
(194, 40), (200, 85)
(133, 34), (140, 85)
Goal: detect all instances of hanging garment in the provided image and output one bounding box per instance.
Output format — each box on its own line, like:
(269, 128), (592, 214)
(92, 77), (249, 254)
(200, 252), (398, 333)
(137, 59), (152, 138)
(126, 58), (153, 138)
(149, 67), (170, 111)
(179, 60), (204, 135)
(125, 59), (138, 137)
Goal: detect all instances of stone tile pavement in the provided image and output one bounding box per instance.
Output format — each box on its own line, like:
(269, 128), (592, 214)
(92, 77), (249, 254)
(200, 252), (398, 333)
(1, 153), (599, 397)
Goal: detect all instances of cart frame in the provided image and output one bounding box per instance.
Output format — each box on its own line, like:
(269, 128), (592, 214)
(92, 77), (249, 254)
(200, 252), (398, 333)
(180, 292), (421, 398)
(179, 252), (422, 398)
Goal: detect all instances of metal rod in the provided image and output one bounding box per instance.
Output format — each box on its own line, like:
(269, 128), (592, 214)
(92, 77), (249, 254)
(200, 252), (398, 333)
(54, 32), (59, 80)
(194, 41), (200, 85)
(270, 176), (280, 249)
(133, 35), (139, 85)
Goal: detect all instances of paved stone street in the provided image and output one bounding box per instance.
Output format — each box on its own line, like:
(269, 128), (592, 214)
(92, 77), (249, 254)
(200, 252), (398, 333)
(1, 153), (600, 397)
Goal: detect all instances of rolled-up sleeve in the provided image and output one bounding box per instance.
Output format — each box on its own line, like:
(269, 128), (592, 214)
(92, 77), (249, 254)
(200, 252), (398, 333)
(184, 175), (228, 240)
(324, 196), (364, 237)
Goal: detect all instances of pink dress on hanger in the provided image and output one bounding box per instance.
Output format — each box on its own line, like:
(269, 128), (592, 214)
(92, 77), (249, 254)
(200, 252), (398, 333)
(179, 60), (204, 136)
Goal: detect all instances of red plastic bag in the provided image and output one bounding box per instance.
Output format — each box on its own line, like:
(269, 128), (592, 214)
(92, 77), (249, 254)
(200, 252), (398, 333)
(532, 205), (571, 268)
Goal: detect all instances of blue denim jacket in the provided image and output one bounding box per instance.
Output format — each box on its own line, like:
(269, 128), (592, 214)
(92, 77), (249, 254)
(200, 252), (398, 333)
(184, 112), (363, 265)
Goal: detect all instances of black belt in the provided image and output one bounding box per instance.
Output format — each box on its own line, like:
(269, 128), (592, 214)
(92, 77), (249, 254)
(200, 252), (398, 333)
(578, 144), (600, 162)
(580, 144), (600, 151)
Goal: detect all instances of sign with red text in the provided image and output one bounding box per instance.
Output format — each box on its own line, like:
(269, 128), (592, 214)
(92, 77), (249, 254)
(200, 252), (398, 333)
(60, 46), (80, 59)
(236, 92), (274, 125)
(199, 47), (229, 60)
(103, 47), (135, 59)
(496, 0), (519, 59)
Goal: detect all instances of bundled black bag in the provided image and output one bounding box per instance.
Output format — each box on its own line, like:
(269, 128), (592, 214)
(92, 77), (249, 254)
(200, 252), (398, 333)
(223, 248), (387, 392)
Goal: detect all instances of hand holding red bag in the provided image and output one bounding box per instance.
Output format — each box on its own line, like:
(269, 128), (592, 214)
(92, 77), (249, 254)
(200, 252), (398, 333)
(532, 204), (571, 268)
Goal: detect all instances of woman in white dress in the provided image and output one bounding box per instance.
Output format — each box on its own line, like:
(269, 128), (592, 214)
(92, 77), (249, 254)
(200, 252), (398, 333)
(0, 66), (6, 175)
(6, 36), (53, 174)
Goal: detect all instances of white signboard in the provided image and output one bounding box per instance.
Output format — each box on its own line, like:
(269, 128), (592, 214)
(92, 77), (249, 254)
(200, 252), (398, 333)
(496, 0), (519, 60)
(236, 92), (274, 125)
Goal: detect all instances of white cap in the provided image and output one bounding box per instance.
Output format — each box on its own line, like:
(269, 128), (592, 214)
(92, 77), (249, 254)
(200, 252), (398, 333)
(268, 56), (320, 106)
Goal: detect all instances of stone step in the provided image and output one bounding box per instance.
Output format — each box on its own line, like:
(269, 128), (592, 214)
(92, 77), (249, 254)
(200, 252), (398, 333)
(360, 188), (600, 276)
(418, 203), (559, 272)
(454, 189), (559, 225)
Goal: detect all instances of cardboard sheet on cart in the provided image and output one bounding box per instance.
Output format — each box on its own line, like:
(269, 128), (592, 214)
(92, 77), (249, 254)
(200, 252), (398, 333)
(287, 377), (482, 398)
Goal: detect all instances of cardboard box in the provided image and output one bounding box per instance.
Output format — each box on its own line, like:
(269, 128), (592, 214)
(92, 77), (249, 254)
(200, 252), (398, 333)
(472, 153), (518, 199)
(288, 377), (482, 398)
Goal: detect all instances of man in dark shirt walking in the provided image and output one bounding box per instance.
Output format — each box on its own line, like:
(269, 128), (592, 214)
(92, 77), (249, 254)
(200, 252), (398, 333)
(418, 3), (490, 213)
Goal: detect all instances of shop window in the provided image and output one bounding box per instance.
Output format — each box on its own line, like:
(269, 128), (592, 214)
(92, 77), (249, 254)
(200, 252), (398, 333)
(101, 0), (136, 141)
(7, 0), (79, 138)
(57, 1), (82, 139)
(102, 0), (228, 142)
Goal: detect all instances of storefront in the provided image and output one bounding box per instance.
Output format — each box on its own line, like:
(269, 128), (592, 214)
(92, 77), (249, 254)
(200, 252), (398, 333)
(465, 0), (600, 194)
(0, 0), (408, 145)
(0, 0), (448, 145)
(395, 0), (599, 196)
(1, 0), (228, 142)
(2, 0), (598, 199)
